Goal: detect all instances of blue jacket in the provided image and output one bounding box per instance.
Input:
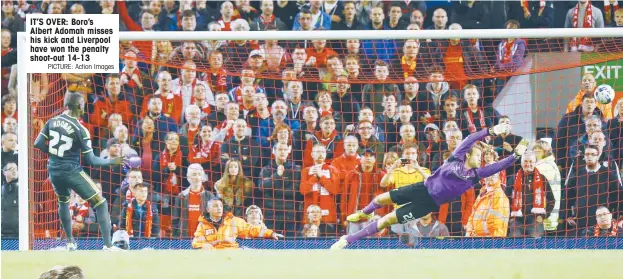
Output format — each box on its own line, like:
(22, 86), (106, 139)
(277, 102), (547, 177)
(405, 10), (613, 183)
(360, 24), (398, 63)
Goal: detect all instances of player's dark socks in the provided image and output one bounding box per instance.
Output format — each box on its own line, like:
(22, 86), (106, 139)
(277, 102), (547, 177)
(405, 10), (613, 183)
(346, 220), (379, 244)
(94, 200), (113, 247)
(361, 201), (382, 215)
(58, 202), (74, 242)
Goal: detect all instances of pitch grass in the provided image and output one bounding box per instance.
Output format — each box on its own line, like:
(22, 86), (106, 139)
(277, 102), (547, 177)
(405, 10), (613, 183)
(2, 250), (622, 279)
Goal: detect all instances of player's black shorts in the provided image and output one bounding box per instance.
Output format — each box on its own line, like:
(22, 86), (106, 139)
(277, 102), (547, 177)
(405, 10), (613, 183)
(50, 170), (100, 202)
(389, 182), (440, 224)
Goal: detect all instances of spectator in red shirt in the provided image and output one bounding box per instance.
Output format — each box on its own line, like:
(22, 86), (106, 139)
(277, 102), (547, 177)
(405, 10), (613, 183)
(191, 83), (212, 120)
(316, 91), (344, 131)
(117, 1), (158, 58)
(218, 1), (238, 31)
(190, 124), (222, 184)
(141, 71), (184, 123)
(204, 50), (230, 94)
(332, 135), (361, 183)
(119, 50), (145, 101)
(301, 144), (340, 230)
(401, 39), (423, 79)
(343, 149), (388, 232)
(303, 115), (345, 167)
(173, 163), (216, 237)
(90, 74), (133, 129)
(307, 40), (338, 69)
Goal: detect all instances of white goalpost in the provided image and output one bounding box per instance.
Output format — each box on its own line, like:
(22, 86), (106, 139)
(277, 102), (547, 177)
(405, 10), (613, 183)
(16, 27), (623, 251)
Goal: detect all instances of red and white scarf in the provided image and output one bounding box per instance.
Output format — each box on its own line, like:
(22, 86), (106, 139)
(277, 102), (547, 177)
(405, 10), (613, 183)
(160, 148), (183, 195)
(521, 0), (546, 15)
(120, 67), (141, 88)
(511, 168), (546, 217)
(1, 48), (13, 56)
(604, 0), (620, 25)
(125, 199), (153, 237)
(570, 2), (594, 51)
(498, 40), (517, 64)
(593, 221), (619, 236)
(465, 108), (489, 142)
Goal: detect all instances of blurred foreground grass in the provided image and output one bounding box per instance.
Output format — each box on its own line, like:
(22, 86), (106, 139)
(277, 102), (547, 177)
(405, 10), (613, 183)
(2, 249), (622, 279)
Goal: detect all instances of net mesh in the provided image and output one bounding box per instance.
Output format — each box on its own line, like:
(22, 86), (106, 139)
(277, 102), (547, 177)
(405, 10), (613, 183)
(25, 35), (623, 250)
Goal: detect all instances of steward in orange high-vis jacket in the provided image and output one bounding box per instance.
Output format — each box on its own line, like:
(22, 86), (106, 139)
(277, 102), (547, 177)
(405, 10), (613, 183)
(192, 199), (282, 250)
(465, 173), (510, 237)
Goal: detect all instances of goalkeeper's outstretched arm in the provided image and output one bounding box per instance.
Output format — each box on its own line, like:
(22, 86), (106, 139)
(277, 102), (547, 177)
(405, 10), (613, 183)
(475, 139), (530, 179)
(451, 129), (491, 159)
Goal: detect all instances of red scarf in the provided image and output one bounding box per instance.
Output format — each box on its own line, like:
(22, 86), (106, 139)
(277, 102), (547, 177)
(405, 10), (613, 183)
(1, 48), (13, 56)
(218, 120), (234, 141)
(571, 2), (594, 49)
(521, 0), (546, 15)
(260, 14), (275, 26)
(120, 67), (141, 88)
(511, 168), (546, 217)
(604, 1), (620, 25)
(465, 107), (486, 133)
(594, 221), (619, 236)
(318, 107), (334, 117)
(160, 148), (183, 195)
(499, 40), (515, 64)
(401, 55), (417, 79)
(125, 199), (153, 237)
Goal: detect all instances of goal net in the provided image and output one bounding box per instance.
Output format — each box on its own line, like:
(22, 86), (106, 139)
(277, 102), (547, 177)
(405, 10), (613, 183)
(21, 29), (623, 250)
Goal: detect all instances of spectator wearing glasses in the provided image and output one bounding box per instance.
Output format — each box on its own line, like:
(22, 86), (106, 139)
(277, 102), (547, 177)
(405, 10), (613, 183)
(581, 206), (622, 237)
(555, 94), (604, 173)
(356, 120), (385, 166)
(562, 144), (622, 234)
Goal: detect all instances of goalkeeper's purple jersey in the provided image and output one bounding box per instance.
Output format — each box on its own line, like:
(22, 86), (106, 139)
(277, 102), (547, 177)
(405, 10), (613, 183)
(425, 129), (518, 205)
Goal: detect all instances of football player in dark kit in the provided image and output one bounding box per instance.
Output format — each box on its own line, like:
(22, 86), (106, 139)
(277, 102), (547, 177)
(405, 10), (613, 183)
(34, 91), (124, 251)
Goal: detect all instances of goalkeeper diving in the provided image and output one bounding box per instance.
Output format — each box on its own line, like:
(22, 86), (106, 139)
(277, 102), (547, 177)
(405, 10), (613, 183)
(331, 124), (529, 249)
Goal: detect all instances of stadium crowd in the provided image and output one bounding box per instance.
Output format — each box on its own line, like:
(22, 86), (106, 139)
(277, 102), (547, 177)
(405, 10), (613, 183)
(2, 0), (623, 249)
